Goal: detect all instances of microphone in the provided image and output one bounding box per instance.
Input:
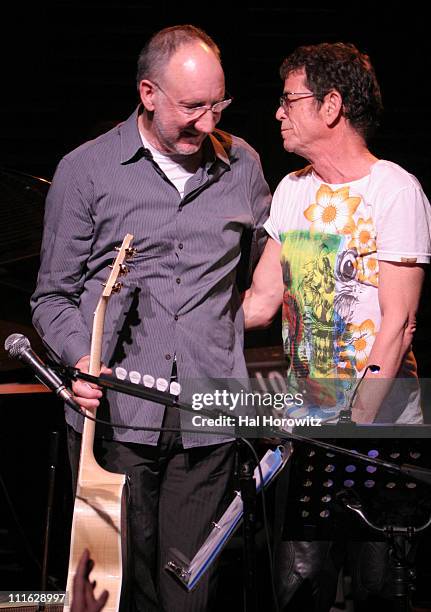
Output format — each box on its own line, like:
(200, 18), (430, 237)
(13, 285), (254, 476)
(338, 363), (381, 423)
(4, 333), (80, 410)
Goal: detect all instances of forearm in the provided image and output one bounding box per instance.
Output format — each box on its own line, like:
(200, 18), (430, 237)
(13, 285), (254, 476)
(352, 314), (417, 423)
(243, 286), (281, 329)
(352, 262), (425, 423)
(370, 312), (415, 374)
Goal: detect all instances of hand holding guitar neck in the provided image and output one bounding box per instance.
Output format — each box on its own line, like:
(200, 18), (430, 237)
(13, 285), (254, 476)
(72, 355), (112, 412)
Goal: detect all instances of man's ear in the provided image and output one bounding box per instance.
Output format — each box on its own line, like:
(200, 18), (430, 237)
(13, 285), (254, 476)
(139, 80), (157, 111)
(323, 89), (343, 126)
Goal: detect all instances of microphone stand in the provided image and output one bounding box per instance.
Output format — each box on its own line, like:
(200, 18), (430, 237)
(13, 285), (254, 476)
(38, 430), (60, 611)
(235, 429), (258, 612)
(65, 366), (431, 487)
(337, 479), (431, 611)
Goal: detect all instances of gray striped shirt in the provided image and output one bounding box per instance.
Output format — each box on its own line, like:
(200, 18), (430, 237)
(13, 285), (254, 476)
(31, 106), (271, 447)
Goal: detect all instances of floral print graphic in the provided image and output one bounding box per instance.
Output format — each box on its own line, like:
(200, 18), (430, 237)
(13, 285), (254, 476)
(337, 319), (376, 371)
(304, 184), (361, 235)
(358, 255), (379, 287)
(280, 182), (382, 414)
(347, 216), (379, 286)
(280, 183), (381, 385)
(348, 217), (376, 255)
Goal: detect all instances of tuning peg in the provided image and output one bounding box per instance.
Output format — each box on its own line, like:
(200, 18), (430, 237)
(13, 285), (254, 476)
(156, 378), (169, 392)
(108, 263), (129, 275)
(115, 367), (127, 380)
(111, 281), (123, 293)
(101, 281), (123, 291)
(125, 247), (138, 259)
(129, 371), (141, 384)
(169, 381), (181, 396)
(143, 374), (155, 388)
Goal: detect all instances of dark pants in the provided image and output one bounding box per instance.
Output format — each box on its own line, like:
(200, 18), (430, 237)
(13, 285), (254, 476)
(67, 406), (235, 612)
(276, 540), (395, 612)
(273, 460), (394, 612)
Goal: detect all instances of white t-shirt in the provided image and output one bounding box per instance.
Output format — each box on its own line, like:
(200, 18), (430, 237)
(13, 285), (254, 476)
(139, 133), (194, 198)
(264, 160), (431, 423)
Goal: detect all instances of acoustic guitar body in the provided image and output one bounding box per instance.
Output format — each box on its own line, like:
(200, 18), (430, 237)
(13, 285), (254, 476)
(65, 458), (128, 612)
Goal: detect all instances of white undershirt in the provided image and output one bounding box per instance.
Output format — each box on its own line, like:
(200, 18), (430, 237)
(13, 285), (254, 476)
(139, 133), (194, 198)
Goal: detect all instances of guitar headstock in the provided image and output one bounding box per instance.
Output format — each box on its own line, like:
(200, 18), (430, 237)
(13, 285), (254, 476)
(102, 234), (135, 297)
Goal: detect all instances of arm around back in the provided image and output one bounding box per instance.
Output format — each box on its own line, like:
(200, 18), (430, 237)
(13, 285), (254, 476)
(242, 237), (284, 329)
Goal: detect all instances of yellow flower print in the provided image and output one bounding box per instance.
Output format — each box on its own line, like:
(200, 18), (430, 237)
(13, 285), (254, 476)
(348, 217), (377, 255)
(337, 319), (376, 372)
(304, 185), (361, 235)
(358, 256), (379, 287)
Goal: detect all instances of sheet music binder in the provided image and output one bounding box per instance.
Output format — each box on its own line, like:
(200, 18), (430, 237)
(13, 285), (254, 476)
(165, 443), (292, 590)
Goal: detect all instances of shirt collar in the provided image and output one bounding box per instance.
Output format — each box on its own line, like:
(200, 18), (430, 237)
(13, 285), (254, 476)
(120, 106), (148, 164)
(119, 105), (231, 168)
(208, 132), (231, 167)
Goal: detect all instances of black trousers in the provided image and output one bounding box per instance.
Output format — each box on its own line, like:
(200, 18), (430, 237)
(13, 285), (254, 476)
(67, 406), (235, 612)
(273, 461), (395, 612)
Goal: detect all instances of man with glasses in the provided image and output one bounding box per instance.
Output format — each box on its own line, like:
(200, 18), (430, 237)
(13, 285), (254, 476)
(243, 42), (431, 610)
(32, 25), (270, 611)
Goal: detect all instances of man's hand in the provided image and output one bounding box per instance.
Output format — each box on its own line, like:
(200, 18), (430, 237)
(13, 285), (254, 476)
(72, 355), (112, 411)
(70, 548), (109, 612)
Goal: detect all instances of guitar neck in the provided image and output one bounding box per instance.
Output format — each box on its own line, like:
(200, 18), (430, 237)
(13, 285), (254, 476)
(78, 298), (109, 481)
(76, 233), (134, 485)
(89, 298), (107, 375)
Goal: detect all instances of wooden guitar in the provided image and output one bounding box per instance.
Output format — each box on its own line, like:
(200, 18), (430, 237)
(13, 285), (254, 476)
(65, 234), (135, 612)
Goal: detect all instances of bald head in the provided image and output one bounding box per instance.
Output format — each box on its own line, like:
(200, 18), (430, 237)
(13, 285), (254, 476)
(136, 24), (221, 87)
(160, 41), (224, 95)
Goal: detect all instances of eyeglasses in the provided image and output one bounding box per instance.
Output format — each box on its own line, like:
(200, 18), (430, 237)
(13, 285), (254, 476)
(152, 81), (233, 118)
(279, 91), (315, 112)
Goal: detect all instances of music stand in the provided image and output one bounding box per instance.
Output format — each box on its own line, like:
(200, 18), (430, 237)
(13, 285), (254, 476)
(282, 426), (431, 611)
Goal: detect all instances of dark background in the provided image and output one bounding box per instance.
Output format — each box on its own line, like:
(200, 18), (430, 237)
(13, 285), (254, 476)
(1, 1), (431, 369)
(1, 2), (431, 606)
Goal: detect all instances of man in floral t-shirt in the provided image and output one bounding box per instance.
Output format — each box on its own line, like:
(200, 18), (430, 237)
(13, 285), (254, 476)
(243, 42), (431, 611)
(244, 43), (431, 425)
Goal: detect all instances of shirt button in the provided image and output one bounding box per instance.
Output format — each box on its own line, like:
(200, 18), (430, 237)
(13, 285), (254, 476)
(165, 354), (171, 360)
(176, 277), (181, 284)
(174, 314), (179, 321)
(178, 243), (184, 250)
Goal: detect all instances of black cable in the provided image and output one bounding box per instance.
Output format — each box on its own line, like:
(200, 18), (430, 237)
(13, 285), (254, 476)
(239, 438), (280, 612)
(65, 398), (235, 436)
